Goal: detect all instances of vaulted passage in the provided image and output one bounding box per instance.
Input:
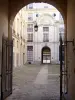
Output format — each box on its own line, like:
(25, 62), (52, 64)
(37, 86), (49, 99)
(1, 0), (75, 100)
(1, 2), (65, 100)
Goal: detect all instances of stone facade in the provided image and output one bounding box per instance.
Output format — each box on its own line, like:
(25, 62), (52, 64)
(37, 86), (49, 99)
(12, 9), (27, 67)
(24, 3), (64, 64)
(1, 0), (75, 99)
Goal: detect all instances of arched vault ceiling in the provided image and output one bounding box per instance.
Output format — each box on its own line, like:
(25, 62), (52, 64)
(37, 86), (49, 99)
(9, 0), (67, 22)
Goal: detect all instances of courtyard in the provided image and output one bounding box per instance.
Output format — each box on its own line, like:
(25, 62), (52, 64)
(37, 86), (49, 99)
(6, 64), (60, 100)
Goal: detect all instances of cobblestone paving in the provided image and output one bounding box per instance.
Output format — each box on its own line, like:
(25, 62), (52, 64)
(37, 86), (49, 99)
(6, 64), (60, 100)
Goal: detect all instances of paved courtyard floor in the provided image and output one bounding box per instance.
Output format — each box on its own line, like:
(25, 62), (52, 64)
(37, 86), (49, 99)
(6, 64), (60, 100)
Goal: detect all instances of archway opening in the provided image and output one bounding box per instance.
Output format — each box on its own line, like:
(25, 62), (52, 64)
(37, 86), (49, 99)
(42, 46), (51, 64)
(6, 2), (65, 100)
(12, 2), (65, 66)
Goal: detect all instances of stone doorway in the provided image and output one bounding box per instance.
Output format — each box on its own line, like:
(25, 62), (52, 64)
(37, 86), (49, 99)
(42, 46), (51, 64)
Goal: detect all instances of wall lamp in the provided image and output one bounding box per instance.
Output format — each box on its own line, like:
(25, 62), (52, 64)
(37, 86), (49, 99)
(34, 22), (38, 32)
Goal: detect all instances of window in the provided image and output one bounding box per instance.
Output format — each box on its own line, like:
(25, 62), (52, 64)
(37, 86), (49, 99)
(17, 19), (19, 34)
(44, 6), (48, 8)
(29, 4), (33, 9)
(20, 22), (22, 37)
(27, 46), (33, 62)
(27, 24), (33, 32)
(43, 33), (49, 42)
(28, 13), (33, 21)
(27, 33), (33, 42)
(43, 27), (49, 42)
(43, 27), (49, 32)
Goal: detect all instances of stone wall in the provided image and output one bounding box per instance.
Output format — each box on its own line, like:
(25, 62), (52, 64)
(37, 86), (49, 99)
(67, 0), (75, 99)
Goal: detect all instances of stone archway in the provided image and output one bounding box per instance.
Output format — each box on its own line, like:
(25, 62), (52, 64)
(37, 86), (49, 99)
(42, 46), (51, 64)
(7, 1), (67, 99)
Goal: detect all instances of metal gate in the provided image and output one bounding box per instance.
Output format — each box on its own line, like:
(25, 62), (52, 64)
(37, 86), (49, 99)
(60, 36), (67, 100)
(1, 35), (13, 100)
(60, 36), (63, 100)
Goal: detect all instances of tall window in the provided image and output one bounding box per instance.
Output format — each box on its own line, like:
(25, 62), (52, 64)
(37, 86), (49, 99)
(27, 46), (33, 63)
(27, 33), (33, 42)
(20, 22), (22, 37)
(44, 6), (48, 8)
(28, 13), (33, 21)
(27, 24), (33, 42)
(43, 27), (49, 42)
(27, 24), (33, 32)
(28, 4), (33, 9)
(17, 19), (19, 34)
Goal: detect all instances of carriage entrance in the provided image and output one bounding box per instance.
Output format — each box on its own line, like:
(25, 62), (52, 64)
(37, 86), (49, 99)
(42, 47), (51, 64)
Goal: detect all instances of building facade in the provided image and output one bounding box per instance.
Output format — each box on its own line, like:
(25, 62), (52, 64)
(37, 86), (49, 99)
(25, 3), (64, 64)
(12, 3), (64, 66)
(12, 9), (27, 67)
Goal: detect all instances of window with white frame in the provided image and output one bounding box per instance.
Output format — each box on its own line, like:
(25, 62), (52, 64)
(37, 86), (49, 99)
(44, 6), (48, 8)
(28, 4), (33, 9)
(27, 24), (33, 32)
(20, 22), (22, 37)
(43, 27), (49, 42)
(28, 13), (33, 21)
(17, 18), (19, 34)
(27, 33), (33, 42)
(27, 46), (33, 62)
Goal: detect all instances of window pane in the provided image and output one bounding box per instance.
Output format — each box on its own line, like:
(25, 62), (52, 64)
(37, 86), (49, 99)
(43, 27), (49, 32)
(29, 4), (33, 9)
(43, 33), (49, 42)
(27, 46), (33, 62)
(28, 13), (33, 21)
(27, 24), (33, 32)
(27, 33), (33, 42)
